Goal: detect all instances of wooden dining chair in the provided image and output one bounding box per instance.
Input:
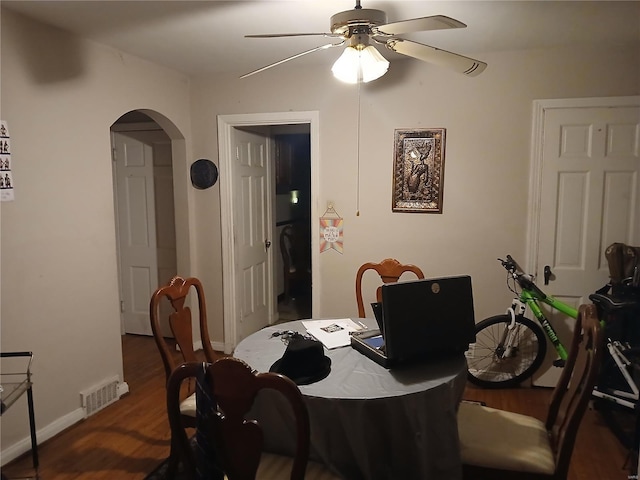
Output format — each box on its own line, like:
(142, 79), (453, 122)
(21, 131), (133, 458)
(149, 275), (220, 478)
(355, 258), (425, 317)
(457, 303), (603, 480)
(166, 358), (339, 480)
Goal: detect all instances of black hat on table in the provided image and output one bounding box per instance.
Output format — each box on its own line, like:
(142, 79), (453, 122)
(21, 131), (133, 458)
(269, 337), (331, 385)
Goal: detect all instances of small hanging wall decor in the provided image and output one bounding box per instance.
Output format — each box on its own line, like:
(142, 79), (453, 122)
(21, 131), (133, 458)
(0, 121), (14, 202)
(319, 204), (344, 254)
(392, 128), (446, 213)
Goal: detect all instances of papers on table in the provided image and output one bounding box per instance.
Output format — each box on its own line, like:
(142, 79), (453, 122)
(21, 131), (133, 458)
(302, 318), (365, 349)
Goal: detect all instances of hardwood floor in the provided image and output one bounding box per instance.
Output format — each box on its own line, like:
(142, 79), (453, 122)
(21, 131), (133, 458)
(1, 335), (634, 479)
(1, 334), (198, 480)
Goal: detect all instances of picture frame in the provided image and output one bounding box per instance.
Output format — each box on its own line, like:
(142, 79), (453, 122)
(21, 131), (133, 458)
(392, 128), (446, 213)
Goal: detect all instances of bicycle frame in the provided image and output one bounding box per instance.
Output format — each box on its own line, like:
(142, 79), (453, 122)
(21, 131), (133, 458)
(507, 288), (577, 362)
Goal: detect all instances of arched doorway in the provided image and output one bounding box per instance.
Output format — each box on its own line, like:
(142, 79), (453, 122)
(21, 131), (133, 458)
(110, 109), (188, 388)
(111, 111), (176, 336)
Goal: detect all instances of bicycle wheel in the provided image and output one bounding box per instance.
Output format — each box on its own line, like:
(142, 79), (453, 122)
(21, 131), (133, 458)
(466, 315), (547, 388)
(593, 347), (640, 451)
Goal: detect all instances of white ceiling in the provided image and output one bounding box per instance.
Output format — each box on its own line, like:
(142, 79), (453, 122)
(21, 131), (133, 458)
(4, 1), (640, 77)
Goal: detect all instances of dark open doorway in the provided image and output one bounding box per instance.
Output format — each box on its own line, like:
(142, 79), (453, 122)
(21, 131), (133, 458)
(274, 132), (311, 321)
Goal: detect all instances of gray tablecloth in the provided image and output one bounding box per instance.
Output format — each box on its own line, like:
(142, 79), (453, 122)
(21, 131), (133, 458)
(234, 319), (467, 480)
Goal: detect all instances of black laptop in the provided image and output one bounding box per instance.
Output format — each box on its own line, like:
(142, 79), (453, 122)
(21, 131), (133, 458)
(351, 275), (476, 368)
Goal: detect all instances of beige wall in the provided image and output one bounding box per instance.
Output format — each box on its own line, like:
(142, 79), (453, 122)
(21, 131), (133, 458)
(1, 4), (639, 463)
(191, 44), (640, 341)
(0, 9), (193, 458)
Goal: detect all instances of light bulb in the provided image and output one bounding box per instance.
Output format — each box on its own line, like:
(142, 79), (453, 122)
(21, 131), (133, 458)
(331, 45), (389, 84)
(359, 45), (389, 82)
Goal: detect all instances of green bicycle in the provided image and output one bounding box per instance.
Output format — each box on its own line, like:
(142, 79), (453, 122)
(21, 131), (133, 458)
(465, 255), (579, 388)
(466, 255), (639, 388)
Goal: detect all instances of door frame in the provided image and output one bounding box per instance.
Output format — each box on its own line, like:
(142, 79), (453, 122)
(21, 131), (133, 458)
(526, 95), (640, 276)
(218, 111), (320, 352)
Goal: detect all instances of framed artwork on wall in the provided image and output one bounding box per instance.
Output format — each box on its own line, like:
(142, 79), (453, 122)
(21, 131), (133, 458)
(392, 128), (446, 213)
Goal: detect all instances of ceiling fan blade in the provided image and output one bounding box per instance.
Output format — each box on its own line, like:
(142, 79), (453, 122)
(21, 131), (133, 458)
(246, 33), (342, 39)
(240, 41), (345, 79)
(375, 15), (466, 36)
(385, 38), (487, 77)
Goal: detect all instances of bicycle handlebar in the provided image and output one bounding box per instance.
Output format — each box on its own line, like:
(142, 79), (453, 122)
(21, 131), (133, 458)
(498, 255), (547, 300)
(499, 255), (517, 273)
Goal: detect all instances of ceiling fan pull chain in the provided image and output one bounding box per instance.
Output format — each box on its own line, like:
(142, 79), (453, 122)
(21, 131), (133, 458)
(356, 81), (361, 217)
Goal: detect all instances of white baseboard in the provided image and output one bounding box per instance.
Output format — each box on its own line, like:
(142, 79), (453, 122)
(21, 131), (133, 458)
(118, 381), (130, 397)
(0, 407), (84, 466)
(1, 382), (130, 466)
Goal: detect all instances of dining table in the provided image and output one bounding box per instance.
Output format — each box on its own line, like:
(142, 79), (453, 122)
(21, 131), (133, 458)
(233, 318), (468, 480)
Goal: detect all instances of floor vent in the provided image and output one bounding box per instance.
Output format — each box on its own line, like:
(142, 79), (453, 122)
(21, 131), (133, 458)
(80, 376), (120, 417)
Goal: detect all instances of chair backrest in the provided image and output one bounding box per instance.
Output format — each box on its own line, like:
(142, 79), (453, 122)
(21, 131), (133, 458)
(149, 276), (218, 384)
(545, 303), (603, 479)
(167, 358), (311, 480)
(355, 258), (425, 318)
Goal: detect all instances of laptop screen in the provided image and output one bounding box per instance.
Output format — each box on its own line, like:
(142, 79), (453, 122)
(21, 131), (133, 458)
(371, 302), (384, 332)
(380, 276), (476, 362)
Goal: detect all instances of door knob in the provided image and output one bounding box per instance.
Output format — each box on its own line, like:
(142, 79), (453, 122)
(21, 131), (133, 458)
(544, 265), (552, 285)
(265, 240), (272, 249)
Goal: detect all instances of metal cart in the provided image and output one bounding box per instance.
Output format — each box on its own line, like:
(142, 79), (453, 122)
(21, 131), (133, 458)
(1, 352), (39, 480)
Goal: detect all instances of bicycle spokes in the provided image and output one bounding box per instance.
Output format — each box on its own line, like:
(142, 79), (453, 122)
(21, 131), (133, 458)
(467, 315), (546, 387)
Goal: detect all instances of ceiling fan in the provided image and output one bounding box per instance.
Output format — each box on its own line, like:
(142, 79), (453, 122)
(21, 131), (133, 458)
(241, 0), (487, 82)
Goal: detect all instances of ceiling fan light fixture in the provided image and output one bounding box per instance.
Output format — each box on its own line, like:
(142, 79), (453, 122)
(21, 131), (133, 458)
(242, 2), (487, 80)
(331, 44), (389, 84)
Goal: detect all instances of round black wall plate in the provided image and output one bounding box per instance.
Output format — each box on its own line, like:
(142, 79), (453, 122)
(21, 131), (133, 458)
(190, 159), (218, 189)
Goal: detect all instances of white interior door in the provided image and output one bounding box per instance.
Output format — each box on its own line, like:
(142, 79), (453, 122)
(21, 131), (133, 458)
(232, 127), (273, 342)
(532, 99), (640, 385)
(113, 130), (176, 336)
